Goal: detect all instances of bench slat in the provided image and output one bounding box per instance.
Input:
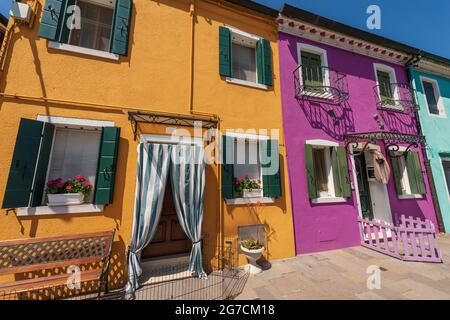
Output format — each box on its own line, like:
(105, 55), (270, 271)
(0, 255), (104, 276)
(0, 230), (114, 247)
(0, 269), (102, 293)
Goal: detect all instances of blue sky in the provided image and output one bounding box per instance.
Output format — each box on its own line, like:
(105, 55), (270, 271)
(256, 0), (450, 59)
(1, 0), (448, 59)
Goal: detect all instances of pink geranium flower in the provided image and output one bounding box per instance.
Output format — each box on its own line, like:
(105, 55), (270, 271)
(65, 185), (72, 191)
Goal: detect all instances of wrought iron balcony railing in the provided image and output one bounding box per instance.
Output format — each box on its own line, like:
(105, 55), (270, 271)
(294, 65), (349, 104)
(373, 82), (418, 113)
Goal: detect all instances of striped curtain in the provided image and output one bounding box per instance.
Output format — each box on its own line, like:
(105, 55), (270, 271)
(170, 144), (207, 279)
(126, 143), (172, 293)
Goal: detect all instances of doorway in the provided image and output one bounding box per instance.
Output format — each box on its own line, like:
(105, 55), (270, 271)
(353, 145), (393, 223)
(141, 181), (191, 259)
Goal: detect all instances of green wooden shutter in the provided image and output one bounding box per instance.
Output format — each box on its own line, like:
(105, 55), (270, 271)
(221, 135), (234, 199)
(390, 154), (404, 196)
(301, 51), (323, 87)
(30, 122), (55, 207)
(110, 0), (132, 56)
(38, 0), (67, 41)
(262, 140), (281, 198)
(377, 71), (393, 100)
(257, 39), (272, 86)
(304, 144), (317, 199)
(219, 26), (232, 77)
(331, 147), (351, 198)
(405, 151), (426, 195)
(93, 127), (120, 205)
(58, 0), (75, 44)
(2, 119), (54, 209)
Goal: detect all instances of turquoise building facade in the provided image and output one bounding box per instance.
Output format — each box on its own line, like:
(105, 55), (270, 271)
(409, 54), (450, 231)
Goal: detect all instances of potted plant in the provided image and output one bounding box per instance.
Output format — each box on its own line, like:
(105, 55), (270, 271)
(46, 175), (93, 206)
(240, 239), (265, 275)
(234, 174), (262, 198)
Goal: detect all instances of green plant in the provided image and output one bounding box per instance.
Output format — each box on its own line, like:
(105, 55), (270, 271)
(241, 239), (263, 250)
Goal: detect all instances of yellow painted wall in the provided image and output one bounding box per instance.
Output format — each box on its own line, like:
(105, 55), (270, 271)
(0, 0), (295, 287)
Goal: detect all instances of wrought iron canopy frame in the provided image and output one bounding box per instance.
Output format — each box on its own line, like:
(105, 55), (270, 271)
(128, 111), (219, 140)
(345, 131), (425, 157)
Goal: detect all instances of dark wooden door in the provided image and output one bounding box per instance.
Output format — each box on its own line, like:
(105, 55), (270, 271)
(141, 182), (191, 259)
(355, 153), (374, 220)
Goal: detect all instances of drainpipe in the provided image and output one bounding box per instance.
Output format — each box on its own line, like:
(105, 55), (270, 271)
(406, 58), (446, 232)
(188, 0), (224, 267)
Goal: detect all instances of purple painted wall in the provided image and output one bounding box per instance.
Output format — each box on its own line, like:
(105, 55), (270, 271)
(278, 32), (438, 255)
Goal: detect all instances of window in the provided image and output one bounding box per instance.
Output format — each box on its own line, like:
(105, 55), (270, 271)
(421, 78), (445, 117)
(373, 64), (400, 109)
(221, 135), (281, 203)
(377, 70), (394, 101)
(38, 0), (132, 58)
(2, 117), (120, 214)
(66, 0), (115, 52)
(218, 26), (272, 88)
(301, 51), (324, 89)
(312, 147), (330, 196)
(304, 141), (351, 202)
(46, 128), (102, 203)
(232, 42), (256, 83)
(232, 138), (261, 197)
(442, 159), (450, 197)
(391, 151), (426, 197)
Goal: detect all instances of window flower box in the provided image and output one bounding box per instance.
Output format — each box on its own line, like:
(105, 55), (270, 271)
(47, 193), (84, 206)
(45, 175), (92, 206)
(243, 189), (263, 198)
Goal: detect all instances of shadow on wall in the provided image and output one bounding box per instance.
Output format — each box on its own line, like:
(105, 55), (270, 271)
(379, 109), (417, 135)
(295, 98), (355, 141)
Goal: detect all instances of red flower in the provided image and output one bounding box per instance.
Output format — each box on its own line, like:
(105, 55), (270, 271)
(82, 182), (92, 189)
(75, 174), (86, 182)
(47, 180), (54, 186)
(56, 182), (64, 188)
(65, 185), (72, 191)
(66, 178), (72, 183)
(244, 173), (249, 179)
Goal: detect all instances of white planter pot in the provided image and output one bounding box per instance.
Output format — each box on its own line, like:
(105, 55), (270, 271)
(240, 245), (265, 275)
(242, 189), (263, 198)
(47, 193), (84, 206)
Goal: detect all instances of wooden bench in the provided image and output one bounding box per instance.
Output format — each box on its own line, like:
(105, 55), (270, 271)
(0, 230), (115, 299)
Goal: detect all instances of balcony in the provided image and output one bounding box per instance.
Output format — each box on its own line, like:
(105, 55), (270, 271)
(373, 82), (418, 113)
(294, 65), (349, 104)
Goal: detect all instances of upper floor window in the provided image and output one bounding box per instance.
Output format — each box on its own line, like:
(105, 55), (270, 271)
(37, 0), (132, 59)
(421, 77), (445, 117)
(219, 26), (272, 89)
(301, 51), (324, 90)
(66, 0), (115, 52)
(373, 63), (401, 110)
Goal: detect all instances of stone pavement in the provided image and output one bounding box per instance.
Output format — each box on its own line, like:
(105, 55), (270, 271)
(236, 234), (450, 300)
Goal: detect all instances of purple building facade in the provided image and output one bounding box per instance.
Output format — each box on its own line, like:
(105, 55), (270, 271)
(278, 6), (439, 255)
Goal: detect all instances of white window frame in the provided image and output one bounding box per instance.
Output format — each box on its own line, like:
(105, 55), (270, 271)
(388, 146), (423, 199)
(420, 76), (446, 118)
(17, 116), (115, 216)
(297, 43), (332, 100)
(373, 63), (402, 111)
(440, 157), (450, 204)
(224, 131), (274, 205)
(225, 27), (268, 90)
(305, 139), (346, 204)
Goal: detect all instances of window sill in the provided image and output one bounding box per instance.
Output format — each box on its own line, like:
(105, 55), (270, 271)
(17, 204), (105, 216)
(378, 105), (405, 112)
(48, 41), (119, 61)
(428, 113), (447, 119)
(225, 77), (268, 90)
(225, 197), (275, 205)
(398, 194), (423, 200)
(311, 197), (347, 204)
